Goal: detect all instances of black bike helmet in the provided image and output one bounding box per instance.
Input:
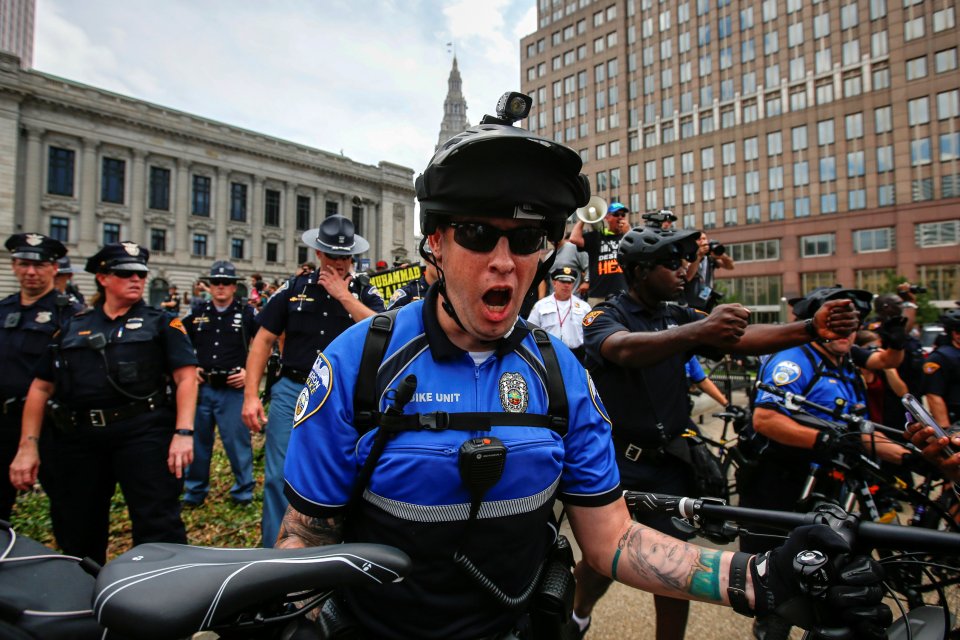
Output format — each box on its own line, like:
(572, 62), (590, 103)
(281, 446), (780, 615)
(416, 117), (590, 243)
(792, 286), (874, 321)
(940, 308), (960, 332)
(617, 225), (701, 272)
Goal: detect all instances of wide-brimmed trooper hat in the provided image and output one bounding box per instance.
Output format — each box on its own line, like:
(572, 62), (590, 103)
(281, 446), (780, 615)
(208, 260), (240, 281)
(301, 215), (369, 256)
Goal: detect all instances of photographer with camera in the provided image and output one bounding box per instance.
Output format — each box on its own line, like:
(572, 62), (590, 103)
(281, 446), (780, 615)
(683, 233), (734, 313)
(182, 261), (258, 508)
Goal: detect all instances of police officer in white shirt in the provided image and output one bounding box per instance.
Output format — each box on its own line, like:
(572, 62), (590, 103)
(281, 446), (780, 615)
(527, 266), (592, 362)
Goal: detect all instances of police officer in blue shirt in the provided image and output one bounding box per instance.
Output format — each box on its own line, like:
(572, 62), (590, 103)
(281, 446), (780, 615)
(273, 93), (890, 640)
(54, 255), (85, 306)
(1, 233), (81, 523)
(182, 261), (258, 507)
(242, 215), (384, 547)
(924, 308), (960, 426)
(10, 242), (198, 566)
(386, 254), (438, 311)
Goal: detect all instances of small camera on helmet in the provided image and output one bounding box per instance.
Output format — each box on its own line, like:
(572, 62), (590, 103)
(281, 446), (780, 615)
(709, 240), (725, 256)
(480, 92), (533, 126)
(641, 210), (677, 228)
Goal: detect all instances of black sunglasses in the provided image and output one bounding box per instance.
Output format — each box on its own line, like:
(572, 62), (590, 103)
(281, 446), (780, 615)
(655, 252), (696, 271)
(209, 279), (235, 286)
(323, 252), (352, 261)
(447, 222), (545, 255)
(109, 270), (146, 279)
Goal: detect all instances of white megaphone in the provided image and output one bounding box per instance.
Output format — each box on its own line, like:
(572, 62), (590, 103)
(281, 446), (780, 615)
(575, 196), (608, 227)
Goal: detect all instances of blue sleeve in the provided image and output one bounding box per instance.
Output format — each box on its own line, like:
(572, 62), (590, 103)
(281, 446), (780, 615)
(361, 283), (386, 313)
(283, 329), (366, 515)
(686, 357), (706, 383)
(555, 347), (621, 507)
(754, 349), (810, 416)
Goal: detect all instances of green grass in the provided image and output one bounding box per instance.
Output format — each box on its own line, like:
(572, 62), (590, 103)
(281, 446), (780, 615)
(10, 432), (267, 557)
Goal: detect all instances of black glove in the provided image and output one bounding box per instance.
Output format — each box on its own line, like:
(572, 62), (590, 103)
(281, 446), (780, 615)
(877, 315), (908, 350)
(813, 430), (861, 463)
(752, 525), (891, 638)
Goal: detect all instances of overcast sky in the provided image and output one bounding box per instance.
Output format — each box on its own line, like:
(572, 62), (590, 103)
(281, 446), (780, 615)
(33, 0), (537, 175)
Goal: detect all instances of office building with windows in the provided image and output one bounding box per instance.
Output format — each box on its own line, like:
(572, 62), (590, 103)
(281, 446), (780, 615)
(0, 52), (417, 302)
(522, 0), (959, 319)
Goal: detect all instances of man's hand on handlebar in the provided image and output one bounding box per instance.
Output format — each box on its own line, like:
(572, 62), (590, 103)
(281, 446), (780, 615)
(905, 421), (960, 482)
(754, 525), (891, 639)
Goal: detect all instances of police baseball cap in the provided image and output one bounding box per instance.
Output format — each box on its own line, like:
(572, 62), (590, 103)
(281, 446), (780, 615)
(551, 267), (577, 282)
(85, 242), (150, 274)
(208, 260), (240, 281)
(56, 256), (75, 274)
(302, 215), (370, 256)
(5, 233), (67, 263)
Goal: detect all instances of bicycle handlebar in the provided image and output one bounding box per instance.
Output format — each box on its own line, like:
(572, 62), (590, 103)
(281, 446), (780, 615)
(624, 492), (960, 554)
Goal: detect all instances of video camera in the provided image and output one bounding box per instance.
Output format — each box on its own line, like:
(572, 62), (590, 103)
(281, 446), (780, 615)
(708, 240), (725, 256)
(641, 210), (677, 229)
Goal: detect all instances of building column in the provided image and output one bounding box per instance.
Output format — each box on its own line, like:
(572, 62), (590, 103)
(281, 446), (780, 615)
(284, 182), (297, 267)
(130, 149), (147, 245)
(79, 138), (99, 252)
(22, 126), (43, 231)
(215, 167), (229, 258)
(174, 159), (190, 259)
(251, 177), (264, 261)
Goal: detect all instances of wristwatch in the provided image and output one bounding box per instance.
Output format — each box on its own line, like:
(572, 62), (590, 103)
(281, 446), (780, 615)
(174, 429), (194, 437)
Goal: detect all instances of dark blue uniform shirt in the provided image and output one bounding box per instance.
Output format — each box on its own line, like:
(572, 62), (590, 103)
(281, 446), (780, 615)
(184, 299), (257, 370)
(36, 301), (197, 409)
(924, 343), (960, 424)
(0, 290), (82, 400)
(256, 272), (385, 371)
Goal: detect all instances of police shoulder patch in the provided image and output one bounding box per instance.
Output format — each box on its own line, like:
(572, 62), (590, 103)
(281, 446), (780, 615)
(583, 309), (604, 327)
(168, 317), (187, 334)
(771, 360), (802, 386)
(388, 288), (407, 307)
(923, 361), (941, 375)
(294, 354), (333, 427)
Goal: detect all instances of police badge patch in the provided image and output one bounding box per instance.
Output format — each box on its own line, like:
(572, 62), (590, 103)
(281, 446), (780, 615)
(499, 372), (528, 413)
(34, 311), (52, 324)
(293, 388), (310, 423)
(293, 355), (332, 427)
(772, 360), (802, 386)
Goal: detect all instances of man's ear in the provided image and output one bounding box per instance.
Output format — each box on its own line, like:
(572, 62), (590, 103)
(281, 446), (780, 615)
(427, 232), (442, 263)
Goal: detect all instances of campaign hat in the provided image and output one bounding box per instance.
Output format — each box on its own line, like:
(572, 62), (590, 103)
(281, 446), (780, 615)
(301, 215), (369, 256)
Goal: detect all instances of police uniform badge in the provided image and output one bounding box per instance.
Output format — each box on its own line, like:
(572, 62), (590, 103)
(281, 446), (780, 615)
(122, 242), (140, 256)
(25, 234), (44, 246)
(34, 311), (52, 324)
(294, 388), (310, 424)
(388, 288), (407, 307)
(294, 355), (332, 426)
(499, 372), (528, 414)
(772, 360), (802, 386)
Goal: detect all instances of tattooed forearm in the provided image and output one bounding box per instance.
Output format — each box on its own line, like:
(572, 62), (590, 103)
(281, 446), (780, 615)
(275, 505), (344, 548)
(620, 524), (723, 600)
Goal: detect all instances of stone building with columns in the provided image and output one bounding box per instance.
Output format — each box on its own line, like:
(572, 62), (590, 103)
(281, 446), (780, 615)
(0, 52), (417, 304)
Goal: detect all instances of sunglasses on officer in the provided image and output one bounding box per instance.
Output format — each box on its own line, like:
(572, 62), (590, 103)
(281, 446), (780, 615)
(209, 279), (235, 286)
(322, 253), (353, 261)
(446, 222), (546, 255)
(654, 251), (697, 271)
(108, 270), (147, 280)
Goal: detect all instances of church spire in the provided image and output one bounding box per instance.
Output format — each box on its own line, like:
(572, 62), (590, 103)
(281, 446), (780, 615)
(436, 56), (470, 150)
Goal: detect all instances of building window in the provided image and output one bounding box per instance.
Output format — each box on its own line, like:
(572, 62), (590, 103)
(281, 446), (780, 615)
(820, 157), (836, 181)
(192, 175), (211, 216)
(795, 196), (811, 218)
(821, 193), (838, 213)
(818, 120), (834, 146)
(231, 238), (245, 260)
(853, 227), (894, 253)
(877, 145), (894, 172)
(746, 204), (761, 224)
(856, 268), (895, 293)
(933, 7), (956, 32)
(723, 207), (738, 226)
(47, 147), (75, 196)
(939, 90), (960, 120)
(231, 183), (248, 222)
(847, 151), (866, 177)
(917, 264), (960, 301)
(101, 158), (125, 204)
(794, 161), (810, 186)
(149, 167), (170, 211)
(848, 189), (867, 210)
(874, 106), (893, 134)
(296, 195), (311, 231)
(769, 166), (784, 190)
(150, 228), (166, 252)
(906, 56), (928, 81)
(873, 65), (891, 89)
(713, 275), (782, 307)
(908, 97), (930, 125)
(802, 271), (838, 291)
(800, 233), (836, 258)
(911, 138), (932, 166)
(913, 178), (934, 201)
(904, 16), (925, 41)
(935, 48), (958, 73)
(264, 189), (281, 227)
(49, 216), (69, 242)
(193, 233), (208, 257)
(266, 242), (278, 263)
(878, 184), (896, 206)
(943, 133), (960, 161)
(703, 210), (716, 229)
(915, 220), (959, 247)
(325, 200), (339, 217)
(770, 200), (785, 220)
(845, 113), (864, 139)
(103, 222), (121, 245)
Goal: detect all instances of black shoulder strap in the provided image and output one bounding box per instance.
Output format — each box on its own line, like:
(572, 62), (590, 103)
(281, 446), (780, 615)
(798, 344), (827, 397)
(353, 309), (401, 435)
(531, 328), (569, 437)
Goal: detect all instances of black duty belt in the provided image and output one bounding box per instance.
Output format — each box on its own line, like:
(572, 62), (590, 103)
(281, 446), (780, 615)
(1, 397), (25, 416)
(202, 367), (242, 389)
(617, 441), (667, 463)
(279, 367), (310, 385)
(73, 392), (166, 428)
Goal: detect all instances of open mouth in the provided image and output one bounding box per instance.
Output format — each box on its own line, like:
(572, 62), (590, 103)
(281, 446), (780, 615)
(482, 287), (512, 310)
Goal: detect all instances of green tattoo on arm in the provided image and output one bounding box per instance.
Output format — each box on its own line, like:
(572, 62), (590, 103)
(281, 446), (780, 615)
(688, 548), (723, 601)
